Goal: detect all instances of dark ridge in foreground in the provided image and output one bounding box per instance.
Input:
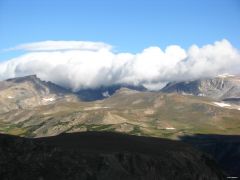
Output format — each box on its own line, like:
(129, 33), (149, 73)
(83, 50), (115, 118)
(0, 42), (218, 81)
(180, 134), (240, 178)
(0, 131), (224, 180)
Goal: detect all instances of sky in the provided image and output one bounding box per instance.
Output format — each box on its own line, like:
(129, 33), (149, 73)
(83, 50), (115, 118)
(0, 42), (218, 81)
(0, 0), (239, 90)
(0, 0), (240, 59)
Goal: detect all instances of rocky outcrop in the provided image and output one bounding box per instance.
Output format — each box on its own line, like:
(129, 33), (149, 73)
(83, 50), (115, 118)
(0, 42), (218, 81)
(161, 75), (240, 101)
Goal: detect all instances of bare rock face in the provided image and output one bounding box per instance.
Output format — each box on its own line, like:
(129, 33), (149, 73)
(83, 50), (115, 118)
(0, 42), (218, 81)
(0, 75), (77, 113)
(161, 75), (240, 101)
(0, 132), (225, 180)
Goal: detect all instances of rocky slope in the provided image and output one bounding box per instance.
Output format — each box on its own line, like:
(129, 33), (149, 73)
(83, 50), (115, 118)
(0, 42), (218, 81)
(0, 131), (225, 180)
(161, 74), (240, 102)
(0, 86), (240, 138)
(0, 75), (78, 113)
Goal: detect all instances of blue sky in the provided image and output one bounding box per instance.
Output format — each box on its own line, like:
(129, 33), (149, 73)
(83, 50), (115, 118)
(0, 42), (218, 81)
(0, 0), (240, 61)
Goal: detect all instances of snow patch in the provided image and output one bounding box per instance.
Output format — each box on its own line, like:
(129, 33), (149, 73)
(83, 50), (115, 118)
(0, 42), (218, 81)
(213, 102), (231, 107)
(165, 127), (176, 130)
(102, 91), (110, 97)
(217, 73), (235, 78)
(102, 106), (110, 109)
(42, 97), (55, 102)
(7, 96), (14, 99)
(84, 106), (110, 110)
(182, 92), (193, 96)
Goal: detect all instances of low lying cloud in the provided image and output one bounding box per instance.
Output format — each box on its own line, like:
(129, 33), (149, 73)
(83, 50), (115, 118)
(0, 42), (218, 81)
(0, 39), (239, 91)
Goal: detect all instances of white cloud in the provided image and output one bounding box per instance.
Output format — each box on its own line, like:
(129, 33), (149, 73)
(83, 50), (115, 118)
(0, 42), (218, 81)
(5, 41), (112, 52)
(0, 39), (239, 91)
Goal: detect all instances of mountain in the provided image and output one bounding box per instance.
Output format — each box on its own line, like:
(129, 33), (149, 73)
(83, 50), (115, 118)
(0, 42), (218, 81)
(1, 86), (240, 138)
(77, 84), (146, 101)
(0, 75), (239, 139)
(0, 131), (225, 180)
(0, 75), (240, 177)
(0, 75), (78, 113)
(0, 75), (147, 110)
(161, 74), (240, 102)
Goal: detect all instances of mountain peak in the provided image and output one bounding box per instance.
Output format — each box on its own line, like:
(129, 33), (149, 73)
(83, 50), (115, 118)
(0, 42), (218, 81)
(0, 75), (74, 112)
(6, 74), (39, 82)
(161, 75), (240, 101)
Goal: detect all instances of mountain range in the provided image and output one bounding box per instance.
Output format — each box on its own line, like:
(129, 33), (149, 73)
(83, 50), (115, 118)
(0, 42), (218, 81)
(0, 74), (240, 178)
(0, 74), (239, 137)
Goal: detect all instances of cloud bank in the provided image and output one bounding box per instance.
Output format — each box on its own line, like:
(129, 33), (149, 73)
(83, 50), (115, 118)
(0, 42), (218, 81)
(0, 39), (239, 91)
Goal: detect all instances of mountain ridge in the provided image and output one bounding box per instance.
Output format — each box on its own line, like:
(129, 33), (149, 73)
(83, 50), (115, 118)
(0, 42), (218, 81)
(0, 131), (225, 180)
(0, 75), (78, 113)
(161, 75), (240, 101)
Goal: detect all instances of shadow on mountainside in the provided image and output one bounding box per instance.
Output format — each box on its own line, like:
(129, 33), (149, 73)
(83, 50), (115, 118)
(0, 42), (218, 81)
(0, 131), (225, 180)
(179, 134), (240, 178)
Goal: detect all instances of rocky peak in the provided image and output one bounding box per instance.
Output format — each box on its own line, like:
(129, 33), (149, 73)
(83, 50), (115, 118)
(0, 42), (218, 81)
(6, 74), (39, 83)
(161, 75), (240, 101)
(0, 75), (74, 113)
